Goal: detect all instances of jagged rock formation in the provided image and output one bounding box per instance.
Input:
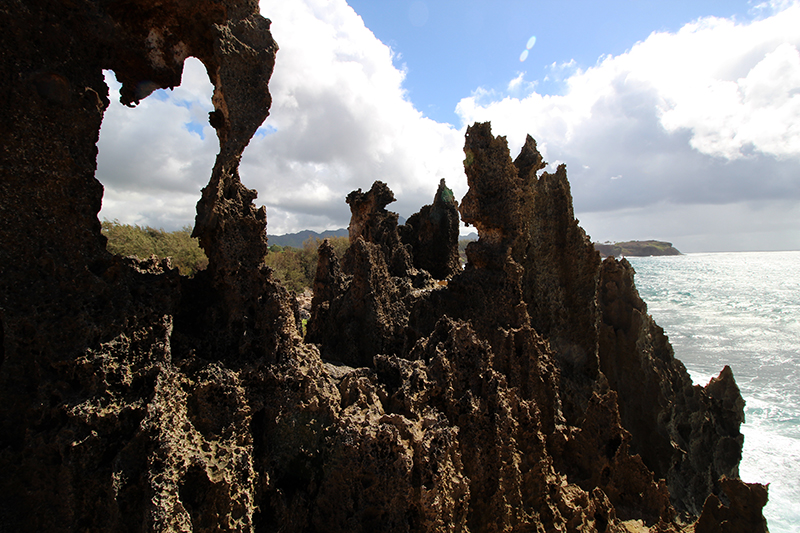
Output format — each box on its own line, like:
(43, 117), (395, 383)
(1, 0), (288, 529)
(694, 477), (769, 533)
(400, 179), (461, 281)
(0, 2), (767, 532)
(598, 259), (745, 515)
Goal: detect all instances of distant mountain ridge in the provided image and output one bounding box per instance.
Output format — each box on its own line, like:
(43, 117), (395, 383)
(267, 228), (349, 249)
(267, 218), (415, 249)
(594, 240), (681, 257)
(269, 231), (679, 260)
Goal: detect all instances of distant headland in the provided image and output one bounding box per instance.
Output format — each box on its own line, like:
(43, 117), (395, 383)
(270, 232), (683, 259)
(594, 240), (681, 257)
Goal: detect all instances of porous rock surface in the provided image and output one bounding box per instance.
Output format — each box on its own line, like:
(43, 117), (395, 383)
(0, 1), (768, 532)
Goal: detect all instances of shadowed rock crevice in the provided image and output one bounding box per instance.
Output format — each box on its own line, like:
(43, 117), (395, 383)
(0, 2), (767, 531)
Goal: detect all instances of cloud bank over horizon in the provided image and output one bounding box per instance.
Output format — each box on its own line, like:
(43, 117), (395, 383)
(456, 3), (800, 251)
(96, 0), (800, 252)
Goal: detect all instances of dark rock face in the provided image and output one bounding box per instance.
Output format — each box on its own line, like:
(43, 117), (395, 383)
(694, 477), (769, 533)
(346, 180), (414, 277)
(598, 258), (745, 515)
(400, 179), (461, 280)
(0, 2), (767, 532)
(305, 181), (430, 367)
(1, 0), (287, 529)
(512, 134), (604, 424)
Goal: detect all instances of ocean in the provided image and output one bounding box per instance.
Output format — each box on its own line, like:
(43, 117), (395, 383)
(627, 251), (800, 533)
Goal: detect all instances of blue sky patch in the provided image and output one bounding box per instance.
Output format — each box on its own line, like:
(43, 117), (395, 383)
(256, 124), (278, 138)
(185, 121), (206, 140)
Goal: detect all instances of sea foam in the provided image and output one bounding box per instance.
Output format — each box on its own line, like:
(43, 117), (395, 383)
(629, 251), (800, 533)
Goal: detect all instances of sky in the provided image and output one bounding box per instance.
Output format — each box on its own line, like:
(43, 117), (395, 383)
(96, 0), (800, 252)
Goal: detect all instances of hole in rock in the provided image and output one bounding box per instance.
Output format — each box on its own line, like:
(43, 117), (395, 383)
(605, 435), (622, 459)
(594, 510), (609, 532)
(187, 381), (242, 438)
(179, 464), (230, 530)
(95, 58), (216, 275)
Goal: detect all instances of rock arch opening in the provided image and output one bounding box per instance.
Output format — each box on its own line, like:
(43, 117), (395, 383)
(96, 57), (216, 233)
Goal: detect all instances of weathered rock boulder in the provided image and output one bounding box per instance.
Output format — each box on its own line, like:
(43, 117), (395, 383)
(513, 133), (604, 424)
(1, 0), (289, 529)
(306, 180), (440, 367)
(0, 1), (767, 531)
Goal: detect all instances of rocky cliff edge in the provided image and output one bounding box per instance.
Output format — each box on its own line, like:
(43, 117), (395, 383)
(0, 1), (767, 531)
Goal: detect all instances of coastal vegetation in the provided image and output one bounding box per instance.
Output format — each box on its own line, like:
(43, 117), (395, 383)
(101, 220), (208, 276)
(265, 236), (349, 293)
(102, 220), (350, 290)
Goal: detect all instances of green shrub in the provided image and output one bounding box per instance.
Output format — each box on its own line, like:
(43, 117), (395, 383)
(264, 235), (349, 293)
(102, 219), (350, 288)
(101, 219), (208, 276)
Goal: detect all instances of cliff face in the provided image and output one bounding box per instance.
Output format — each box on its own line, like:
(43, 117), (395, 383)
(597, 259), (745, 515)
(0, 1), (767, 532)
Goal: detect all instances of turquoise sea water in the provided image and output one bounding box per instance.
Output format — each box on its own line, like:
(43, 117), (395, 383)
(627, 251), (800, 533)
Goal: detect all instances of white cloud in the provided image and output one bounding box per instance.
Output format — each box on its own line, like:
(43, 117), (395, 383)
(240, 0), (464, 234)
(97, 0), (465, 235)
(508, 72), (525, 90)
(506, 72), (537, 96)
(456, 3), (800, 251)
(97, 59), (217, 228)
(95, 0), (800, 251)
(542, 59), (579, 84)
(458, 5), (800, 159)
(651, 21), (800, 159)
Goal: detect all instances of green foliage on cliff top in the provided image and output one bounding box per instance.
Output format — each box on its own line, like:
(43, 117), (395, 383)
(102, 220), (208, 276)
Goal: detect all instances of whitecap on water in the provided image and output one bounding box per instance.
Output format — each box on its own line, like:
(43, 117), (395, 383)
(741, 423), (800, 531)
(628, 252), (800, 533)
